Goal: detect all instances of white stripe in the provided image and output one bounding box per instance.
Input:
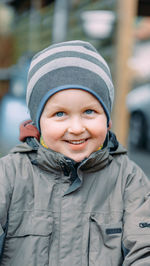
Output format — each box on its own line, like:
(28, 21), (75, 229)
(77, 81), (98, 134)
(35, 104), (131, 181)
(27, 57), (114, 105)
(29, 45), (109, 72)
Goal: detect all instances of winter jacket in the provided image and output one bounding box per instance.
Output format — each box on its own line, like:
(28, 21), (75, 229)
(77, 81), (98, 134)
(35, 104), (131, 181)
(0, 121), (150, 266)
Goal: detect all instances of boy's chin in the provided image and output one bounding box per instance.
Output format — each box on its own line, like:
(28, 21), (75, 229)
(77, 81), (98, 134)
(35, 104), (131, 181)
(64, 152), (91, 163)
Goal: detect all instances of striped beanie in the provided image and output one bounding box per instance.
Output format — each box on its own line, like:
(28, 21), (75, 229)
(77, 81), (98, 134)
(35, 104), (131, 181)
(26, 40), (114, 131)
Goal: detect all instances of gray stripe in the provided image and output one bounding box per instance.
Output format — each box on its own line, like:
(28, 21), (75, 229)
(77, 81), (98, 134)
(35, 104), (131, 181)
(27, 57), (114, 105)
(30, 45), (109, 73)
(28, 51), (111, 84)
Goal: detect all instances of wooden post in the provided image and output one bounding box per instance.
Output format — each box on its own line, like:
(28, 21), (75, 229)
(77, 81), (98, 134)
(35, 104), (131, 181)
(112, 0), (138, 147)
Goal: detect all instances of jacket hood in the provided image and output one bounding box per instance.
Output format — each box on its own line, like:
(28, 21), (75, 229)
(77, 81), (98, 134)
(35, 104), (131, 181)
(19, 120), (40, 142)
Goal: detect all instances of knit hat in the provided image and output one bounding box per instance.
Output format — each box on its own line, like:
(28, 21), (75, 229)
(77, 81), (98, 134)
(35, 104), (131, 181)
(26, 40), (114, 131)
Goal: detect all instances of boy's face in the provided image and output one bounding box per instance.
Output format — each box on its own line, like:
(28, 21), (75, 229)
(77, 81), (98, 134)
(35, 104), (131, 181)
(40, 89), (110, 162)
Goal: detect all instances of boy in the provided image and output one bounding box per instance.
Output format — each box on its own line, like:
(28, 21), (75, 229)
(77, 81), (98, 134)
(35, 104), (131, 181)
(0, 40), (150, 266)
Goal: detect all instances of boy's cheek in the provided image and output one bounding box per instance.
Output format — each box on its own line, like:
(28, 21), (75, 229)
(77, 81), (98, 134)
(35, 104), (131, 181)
(43, 127), (65, 142)
(41, 121), (64, 134)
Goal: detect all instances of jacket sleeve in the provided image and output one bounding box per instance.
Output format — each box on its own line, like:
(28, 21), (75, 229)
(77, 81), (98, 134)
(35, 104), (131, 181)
(0, 156), (13, 259)
(122, 161), (150, 266)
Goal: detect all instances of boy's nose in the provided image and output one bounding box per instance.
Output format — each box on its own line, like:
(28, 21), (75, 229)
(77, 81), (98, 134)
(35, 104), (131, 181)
(68, 117), (85, 135)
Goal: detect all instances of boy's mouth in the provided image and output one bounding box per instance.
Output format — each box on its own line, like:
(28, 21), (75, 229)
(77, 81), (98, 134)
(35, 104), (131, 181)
(66, 139), (88, 145)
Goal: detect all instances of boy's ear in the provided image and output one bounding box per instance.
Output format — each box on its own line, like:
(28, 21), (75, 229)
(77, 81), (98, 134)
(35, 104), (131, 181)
(107, 120), (112, 131)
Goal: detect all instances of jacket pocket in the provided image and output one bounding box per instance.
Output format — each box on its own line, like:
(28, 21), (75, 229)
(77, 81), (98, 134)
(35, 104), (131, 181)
(2, 211), (53, 266)
(7, 210), (53, 237)
(89, 214), (123, 266)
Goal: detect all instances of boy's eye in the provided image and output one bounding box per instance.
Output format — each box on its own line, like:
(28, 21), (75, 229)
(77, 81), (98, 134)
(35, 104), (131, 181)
(55, 111), (65, 117)
(84, 109), (94, 115)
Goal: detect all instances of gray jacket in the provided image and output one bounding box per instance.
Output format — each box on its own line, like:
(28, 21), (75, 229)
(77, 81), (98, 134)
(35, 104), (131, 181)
(0, 134), (150, 266)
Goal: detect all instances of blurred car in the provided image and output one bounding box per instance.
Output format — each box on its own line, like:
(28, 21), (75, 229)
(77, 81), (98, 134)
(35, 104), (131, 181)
(126, 83), (150, 151)
(0, 55), (31, 156)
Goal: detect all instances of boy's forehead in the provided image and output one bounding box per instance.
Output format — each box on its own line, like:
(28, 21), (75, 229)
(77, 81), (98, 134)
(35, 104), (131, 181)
(44, 88), (104, 111)
(46, 88), (99, 102)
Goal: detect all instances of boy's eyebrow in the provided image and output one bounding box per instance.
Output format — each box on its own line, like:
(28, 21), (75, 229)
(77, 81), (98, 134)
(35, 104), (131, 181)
(44, 103), (67, 112)
(48, 103), (66, 108)
(82, 102), (103, 109)
(44, 100), (103, 112)
(51, 102), (101, 108)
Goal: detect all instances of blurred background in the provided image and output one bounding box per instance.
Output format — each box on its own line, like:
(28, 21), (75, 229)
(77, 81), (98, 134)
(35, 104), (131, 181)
(0, 0), (149, 177)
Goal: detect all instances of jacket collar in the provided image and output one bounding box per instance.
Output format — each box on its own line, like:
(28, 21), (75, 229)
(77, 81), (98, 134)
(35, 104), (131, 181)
(37, 141), (111, 173)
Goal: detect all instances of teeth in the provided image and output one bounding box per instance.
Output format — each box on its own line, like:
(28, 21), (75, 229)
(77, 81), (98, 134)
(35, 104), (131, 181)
(68, 140), (85, 145)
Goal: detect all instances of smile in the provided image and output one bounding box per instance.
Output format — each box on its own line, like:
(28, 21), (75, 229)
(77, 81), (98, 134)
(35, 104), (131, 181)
(67, 139), (87, 145)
